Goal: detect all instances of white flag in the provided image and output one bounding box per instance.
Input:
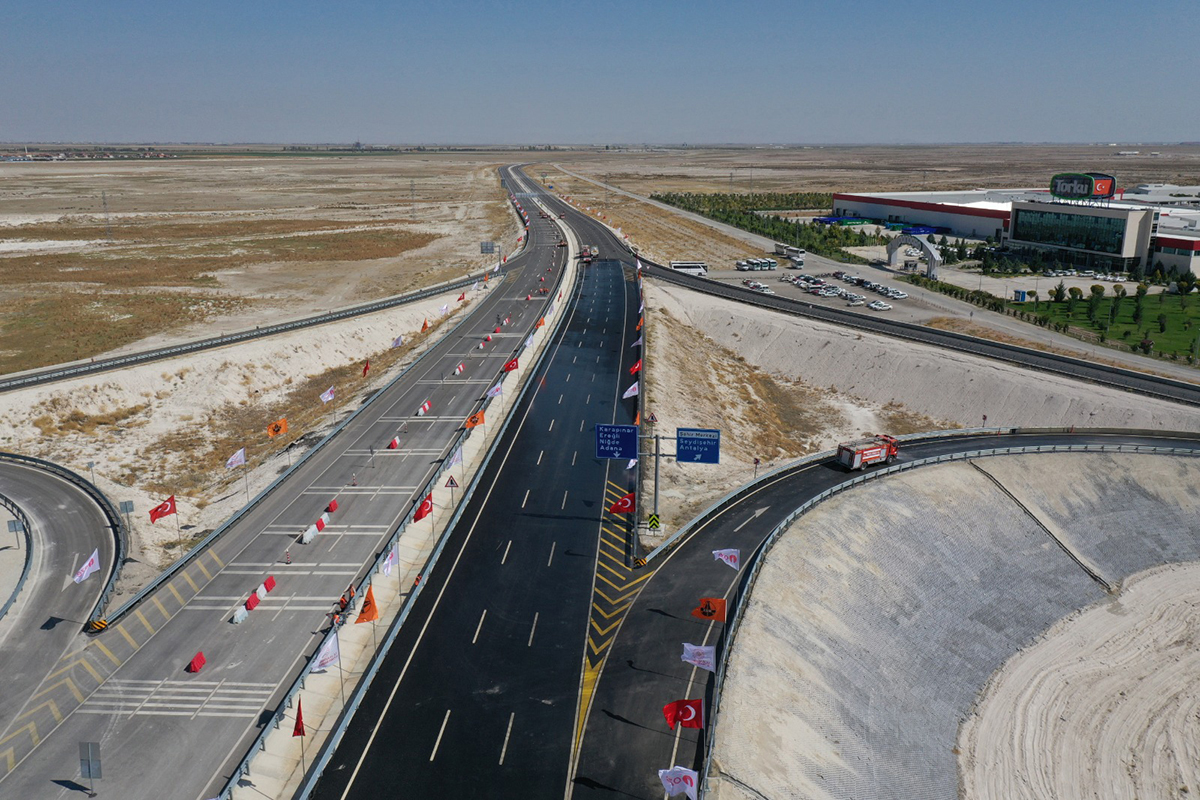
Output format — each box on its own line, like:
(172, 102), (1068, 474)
(525, 334), (534, 348)
(626, 458), (638, 470)
(320, 386), (335, 404)
(623, 382), (639, 399)
(440, 304), (449, 316)
(382, 545), (397, 577)
(681, 643), (716, 672)
(487, 382), (503, 398)
(639, 301), (644, 314)
(226, 448), (246, 469)
(713, 548), (740, 570)
(658, 766), (699, 800)
(493, 263), (500, 273)
(546, 303), (555, 316)
(312, 632), (340, 672)
(471, 281), (479, 292)
(391, 335), (404, 348)
(631, 337), (642, 348)
(73, 548), (100, 584)
(448, 447), (463, 467)
(636, 258), (644, 272)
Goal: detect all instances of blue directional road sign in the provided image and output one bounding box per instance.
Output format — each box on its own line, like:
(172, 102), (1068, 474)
(676, 428), (721, 464)
(595, 424), (639, 460)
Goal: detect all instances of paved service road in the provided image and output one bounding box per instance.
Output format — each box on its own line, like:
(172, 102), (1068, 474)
(0, 167), (568, 799)
(312, 170), (642, 799)
(571, 430), (1200, 798)
(0, 462), (114, 744)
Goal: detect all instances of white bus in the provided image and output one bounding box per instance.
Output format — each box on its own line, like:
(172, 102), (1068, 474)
(669, 261), (708, 277)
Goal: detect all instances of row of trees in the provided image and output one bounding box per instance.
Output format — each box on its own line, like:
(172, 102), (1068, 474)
(651, 193), (883, 261)
(651, 191), (833, 214)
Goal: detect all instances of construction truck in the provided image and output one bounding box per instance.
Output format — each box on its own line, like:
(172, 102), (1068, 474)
(836, 435), (899, 471)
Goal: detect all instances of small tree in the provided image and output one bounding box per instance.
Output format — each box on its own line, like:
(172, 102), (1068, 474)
(1029, 290), (1039, 310)
(1139, 338), (1154, 355)
(1158, 312), (1169, 333)
(1051, 280), (1068, 302)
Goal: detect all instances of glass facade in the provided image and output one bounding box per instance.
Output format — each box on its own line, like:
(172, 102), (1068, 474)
(1011, 207), (1126, 254)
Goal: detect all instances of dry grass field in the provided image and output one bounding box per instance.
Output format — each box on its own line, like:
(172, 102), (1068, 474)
(0, 154), (519, 373)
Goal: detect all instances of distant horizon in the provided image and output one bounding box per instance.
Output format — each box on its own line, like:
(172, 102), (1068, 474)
(4, 141), (1199, 149)
(4, 0), (1196, 144)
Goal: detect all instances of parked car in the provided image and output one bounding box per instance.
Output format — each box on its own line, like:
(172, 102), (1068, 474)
(868, 300), (893, 311)
(848, 298), (865, 307)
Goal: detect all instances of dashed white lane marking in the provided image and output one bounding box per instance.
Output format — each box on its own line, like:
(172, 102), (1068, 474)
(547, 542), (556, 567)
(501, 540), (512, 564)
(472, 609), (487, 644)
(528, 613), (539, 647)
(499, 712), (516, 765)
(522, 489), (530, 508)
(430, 710), (451, 761)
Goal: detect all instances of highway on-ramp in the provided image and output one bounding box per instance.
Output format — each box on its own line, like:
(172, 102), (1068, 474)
(570, 430), (1200, 798)
(0, 461), (115, 741)
(0, 166), (568, 799)
(311, 174), (643, 799)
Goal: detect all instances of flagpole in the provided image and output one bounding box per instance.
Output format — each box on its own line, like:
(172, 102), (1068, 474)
(174, 509), (181, 555)
(242, 448), (251, 504)
(299, 724), (307, 774)
(335, 629), (346, 706)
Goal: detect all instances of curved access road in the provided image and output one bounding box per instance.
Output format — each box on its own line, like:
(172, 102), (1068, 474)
(569, 429), (1200, 799)
(0, 460), (115, 757)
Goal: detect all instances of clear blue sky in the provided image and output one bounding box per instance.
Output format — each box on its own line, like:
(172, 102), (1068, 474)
(3, 0), (1196, 144)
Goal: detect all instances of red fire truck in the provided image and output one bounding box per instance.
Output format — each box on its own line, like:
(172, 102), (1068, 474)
(836, 435), (899, 471)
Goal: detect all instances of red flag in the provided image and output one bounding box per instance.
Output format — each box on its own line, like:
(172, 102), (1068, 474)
(362, 360), (370, 377)
(609, 492), (636, 514)
(663, 699), (703, 730)
(503, 357), (519, 372)
(458, 292), (466, 301)
(293, 697), (306, 737)
(629, 359), (642, 375)
(421, 318), (429, 332)
(413, 493), (434, 522)
(636, 317), (644, 331)
(149, 495), (177, 523)
(691, 598), (727, 622)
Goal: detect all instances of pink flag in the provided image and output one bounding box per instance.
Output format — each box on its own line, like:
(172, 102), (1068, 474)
(382, 545), (397, 577)
(320, 386), (335, 404)
(73, 548), (100, 584)
(713, 549), (741, 570)
(312, 632), (340, 671)
(225, 448), (246, 469)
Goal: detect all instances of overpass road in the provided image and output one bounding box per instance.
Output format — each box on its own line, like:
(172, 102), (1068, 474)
(0, 166), (568, 799)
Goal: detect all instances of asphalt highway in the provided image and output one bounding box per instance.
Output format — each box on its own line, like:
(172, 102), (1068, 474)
(571, 430), (1200, 798)
(0, 167), (569, 798)
(0, 462), (114, 744)
(312, 173), (642, 799)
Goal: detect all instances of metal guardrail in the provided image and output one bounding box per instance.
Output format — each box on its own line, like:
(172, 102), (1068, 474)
(285, 204), (584, 800)
(638, 260), (1200, 408)
(0, 491), (33, 623)
(102, 274), (510, 629)
(0, 452), (126, 624)
(0, 271), (498, 394)
(214, 181), (578, 799)
(699, 439), (1200, 797)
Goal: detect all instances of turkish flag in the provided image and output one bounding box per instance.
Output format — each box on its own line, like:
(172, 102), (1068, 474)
(629, 359), (642, 375)
(413, 492), (434, 522)
(458, 292), (465, 301)
(663, 699), (704, 730)
(503, 357), (519, 372)
(362, 360), (370, 377)
(292, 697), (305, 737)
(149, 495), (177, 523)
(691, 598), (727, 622)
(609, 492), (636, 514)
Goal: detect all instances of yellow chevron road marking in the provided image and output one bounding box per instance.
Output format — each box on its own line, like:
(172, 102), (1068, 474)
(16, 699), (62, 724)
(152, 596), (171, 623)
(0, 722), (39, 748)
(590, 618), (622, 637)
(181, 571), (199, 592)
(168, 582), (186, 605)
(591, 602), (632, 620)
(115, 624), (138, 649)
(31, 678), (83, 704)
(94, 640), (120, 666)
(134, 609), (155, 635)
(195, 560), (213, 581)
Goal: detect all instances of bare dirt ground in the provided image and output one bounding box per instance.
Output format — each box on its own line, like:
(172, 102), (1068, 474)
(549, 144), (1200, 195)
(639, 280), (1200, 545)
(0, 155), (519, 373)
(960, 561), (1200, 800)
